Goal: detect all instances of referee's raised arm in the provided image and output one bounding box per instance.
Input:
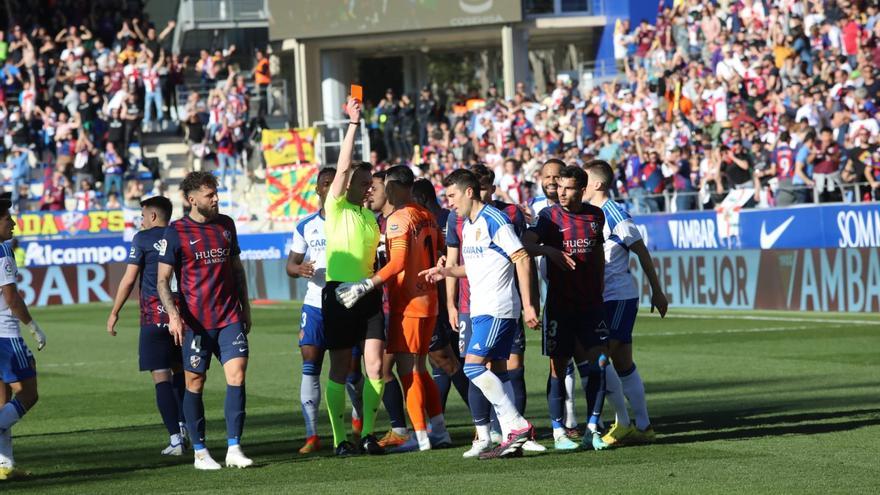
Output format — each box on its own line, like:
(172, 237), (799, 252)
(330, 98), (362, 200)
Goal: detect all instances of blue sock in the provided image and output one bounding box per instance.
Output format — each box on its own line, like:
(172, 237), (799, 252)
(432, 364), (452, 412)
(345, 371), (363, 419)
(508, 367), (526, 415)
(225, 384), (246, 446)
(155, 381), (181, 437)
(463, 363), (491, 426)
(548, 376), (565, 429)
(579, 358), (607, 428)
(172, 372), (186, 424)
(451, 364), (470, 407)
(382, 376), (407, 430)
(183, 390), (206, 450)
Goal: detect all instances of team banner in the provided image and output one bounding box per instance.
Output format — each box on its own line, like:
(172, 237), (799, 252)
(633, 203), (880, 251)
(13, 210), (125, 239)
(261, 128), (318, 168)
(266, 165), (320, 220)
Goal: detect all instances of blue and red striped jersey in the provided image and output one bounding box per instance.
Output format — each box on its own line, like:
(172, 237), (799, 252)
(445, 212), (470, 315)
(128, 226), (175, 326)
(530, 203), (605, 308)
(493, 200), (526, 236)
(158, 214), (242, 330)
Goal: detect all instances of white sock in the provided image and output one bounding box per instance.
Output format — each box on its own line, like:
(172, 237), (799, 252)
(0, 402), (23, 431)
(170, 433), (183, 446)
(392, 426), (408, 435)
(415, 429), (431, 450)
(475, 424), (490, 443)
(604, 365), (631, 427)
(553, 427), (567, 441)
(620, 365), (650, 430)
(471, 371), (526, 437)
(564, 369), (577, 428)
(301, 374), (321, 437)
(429, 414), (447, 435)
(0, 428), (12, 466)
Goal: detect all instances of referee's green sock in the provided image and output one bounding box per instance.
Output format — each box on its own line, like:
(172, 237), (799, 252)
(326, 380), (348, 447)
(361, 378), (385, 436)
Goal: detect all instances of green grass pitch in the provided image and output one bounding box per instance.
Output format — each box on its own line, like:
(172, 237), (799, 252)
(2, 302), (879, 494)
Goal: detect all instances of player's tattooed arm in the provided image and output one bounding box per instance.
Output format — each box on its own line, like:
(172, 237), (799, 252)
(232, 256), (252, 332)
(157, 262), (183, 345)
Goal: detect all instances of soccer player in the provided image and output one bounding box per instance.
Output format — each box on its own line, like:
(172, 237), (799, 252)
(367, 171), (410, 450)
(530, 159), (581, 443)
(287, 166), (361, 454)
(107, 196), (187, 456)
(521, 165), (613, 450)
(421, 169), (539, 460)
(157, 171), (253, 470)
(321, 98), (385, 456)
(337, 165), (452, 451)
(583, 160), (667, 444)
(0, 199), (47, 480)
(469, 164), (544, 451)
(412, 178), (469, 411)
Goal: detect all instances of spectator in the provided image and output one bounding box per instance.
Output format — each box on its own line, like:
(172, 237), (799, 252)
(105, 191), (121, 210)
(40, 170), (67, 211)
(102, 142), (124, 206)
(6, 146), (29, 206)
(254, 48), (271, 118)
(812, 127), (843, 202)
(74, 179), (97, 210)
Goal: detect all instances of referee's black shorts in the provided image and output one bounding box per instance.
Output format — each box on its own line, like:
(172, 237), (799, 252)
(322, 281), (385, 350)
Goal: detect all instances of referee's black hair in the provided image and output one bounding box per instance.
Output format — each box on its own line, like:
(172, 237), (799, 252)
(180, 171), (218, 198)
(385, 165), (414, 187)
(442, 169), (480, 197)
(140, 195), (173, 222)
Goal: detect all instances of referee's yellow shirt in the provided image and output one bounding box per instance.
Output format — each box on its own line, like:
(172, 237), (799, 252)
(324, 191), (380, 282)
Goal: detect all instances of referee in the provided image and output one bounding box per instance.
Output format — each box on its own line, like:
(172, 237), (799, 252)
(322, 98), (385, 456)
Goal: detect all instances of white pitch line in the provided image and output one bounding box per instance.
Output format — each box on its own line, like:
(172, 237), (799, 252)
(641, 325), (843, 337)
(640, 312), (880, 326)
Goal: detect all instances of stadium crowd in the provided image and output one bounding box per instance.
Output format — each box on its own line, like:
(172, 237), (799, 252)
(367, 0), (880, 213)
(0, 0), (266, 213)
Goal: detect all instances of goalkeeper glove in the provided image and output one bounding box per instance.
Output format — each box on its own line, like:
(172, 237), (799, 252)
(335, 279), (375, 309)
(26, 320), (46, 351)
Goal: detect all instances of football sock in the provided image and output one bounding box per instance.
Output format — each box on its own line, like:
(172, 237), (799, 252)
(604, 364), (631, 426)
(155, 381), (182, 437)
(183, 390), (206, 450)
(564, 361), (577, 428)
(0, 399), (26, 431)
(172, 372), (186, 423)
(475, 423), (490, 443)
(325, 380), (347, 447)
(361, 378), (384, 436)
(548, 376), (565, 433)
(224, 384), (246, 446)
(619, 363), (651, 430)
(419, 371), (443, 419)
(450, 364), (470, 406)
(382, 375), (408, 433)
(432, 364), (452, 411)
(578, 358), (607, 433)
(345, 370), (363, 421)
(467, 381), (491, 427)
(464, 364), (526, 437)
(401, 372), (426, 431)
(301, 361), (322, 438)
(508, 366), (527, 415)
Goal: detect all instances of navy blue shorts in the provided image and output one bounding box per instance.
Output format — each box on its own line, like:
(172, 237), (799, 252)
(458, 313), (524, 357)
(139, 324), (182, 371)
(604, 298), (639, 344)
(429, 311), (452, 353)
(183, 322), (249, 373)
(542, 305), (609, 358)
(0, 337), (35, 383)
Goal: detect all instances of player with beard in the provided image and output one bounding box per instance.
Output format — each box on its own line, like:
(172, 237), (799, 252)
(157, 172), (252, 470)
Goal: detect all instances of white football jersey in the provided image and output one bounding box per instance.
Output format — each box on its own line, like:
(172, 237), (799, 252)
(600, 199), (641, 301)
(291, 212), (327, 308)
(461, 204), (524, 319)
(0, 242), (21, 338)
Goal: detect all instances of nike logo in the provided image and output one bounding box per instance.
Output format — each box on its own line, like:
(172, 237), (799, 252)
(189, 239), (201, 245)
(559, 227), (571, 232)
(238, 347), (248, 352)
(760, 216), (795, 249)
